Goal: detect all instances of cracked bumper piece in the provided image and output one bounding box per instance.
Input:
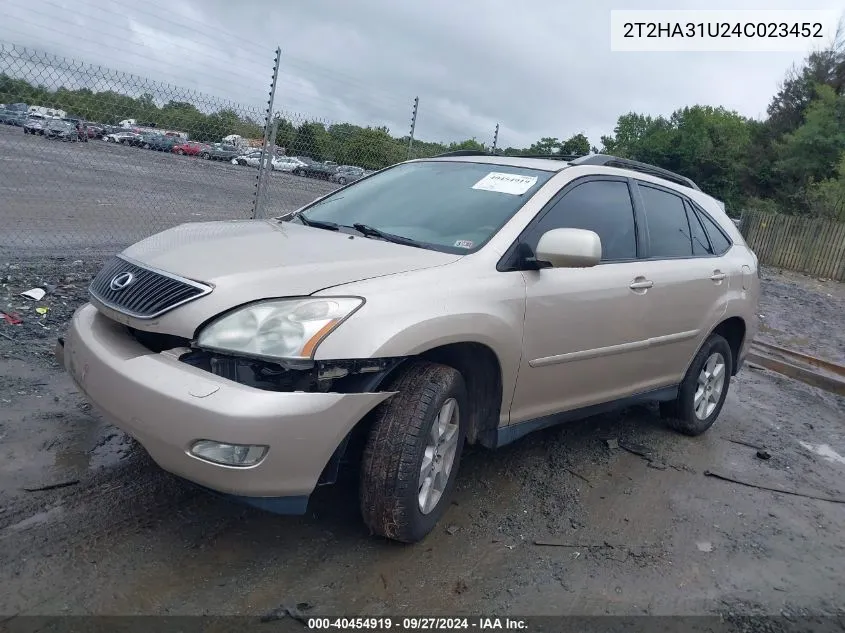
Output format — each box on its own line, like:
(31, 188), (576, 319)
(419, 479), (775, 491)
(58, 303), (393, 507)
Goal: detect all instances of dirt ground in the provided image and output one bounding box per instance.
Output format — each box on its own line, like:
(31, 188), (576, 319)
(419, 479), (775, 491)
(1, 260), (844, 620)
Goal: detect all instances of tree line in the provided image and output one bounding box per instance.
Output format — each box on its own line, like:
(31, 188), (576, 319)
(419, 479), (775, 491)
(2, 38), (844, 220)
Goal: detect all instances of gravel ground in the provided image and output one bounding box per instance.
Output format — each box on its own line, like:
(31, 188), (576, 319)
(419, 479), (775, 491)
(0, 256), (843, 620)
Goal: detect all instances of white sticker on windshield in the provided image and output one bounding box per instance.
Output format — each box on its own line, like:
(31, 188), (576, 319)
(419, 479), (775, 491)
(472, 172), (538, 196)
(454, 239), (474, 249)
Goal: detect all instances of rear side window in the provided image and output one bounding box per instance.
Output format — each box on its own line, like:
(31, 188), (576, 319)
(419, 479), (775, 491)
(697, 210), (732, 255)
(684, 201), (713, 256)
(528, 179), (637, 262)
(639, 185), (693, 258)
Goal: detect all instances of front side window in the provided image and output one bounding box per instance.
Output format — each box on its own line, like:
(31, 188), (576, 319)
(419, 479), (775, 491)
(526, 179), (637, 262)
(639, 185), (694, 258)
(295, 161), (554, 254)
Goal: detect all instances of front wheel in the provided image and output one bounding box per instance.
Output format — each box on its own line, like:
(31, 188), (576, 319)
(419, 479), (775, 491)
(201, 153), (210, 160)
(360, 361), (467, 543)
(660, 333), (732, 436)
(337, 177), (346, 185)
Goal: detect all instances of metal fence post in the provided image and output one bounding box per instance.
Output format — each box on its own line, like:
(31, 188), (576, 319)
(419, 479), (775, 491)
(252, 46), (281, 220)
(407, 96), (419, 160)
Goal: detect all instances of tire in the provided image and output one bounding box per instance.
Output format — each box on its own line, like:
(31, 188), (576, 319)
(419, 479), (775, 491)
(338, 177), (346, 185)
(201, 153), (210, 160)
(296, 169), (305, 176)
(177, 149), (184, 155)
(360, 360), (467, 543)
(660, 333), (732, 436)
(143, 143), (151, 149)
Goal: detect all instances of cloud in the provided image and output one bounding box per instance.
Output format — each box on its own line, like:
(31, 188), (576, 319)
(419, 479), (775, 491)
(1, 0), (841, 148)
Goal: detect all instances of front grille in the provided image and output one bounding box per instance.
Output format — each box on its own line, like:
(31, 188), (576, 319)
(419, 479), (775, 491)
(89, 255), (212, 319)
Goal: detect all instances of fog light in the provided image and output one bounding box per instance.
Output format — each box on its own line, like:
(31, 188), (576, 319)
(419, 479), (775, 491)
(189, 440), (268, 467)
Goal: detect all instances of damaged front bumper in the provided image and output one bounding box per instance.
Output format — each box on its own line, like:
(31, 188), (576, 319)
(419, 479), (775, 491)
(57, 303), (396, 511)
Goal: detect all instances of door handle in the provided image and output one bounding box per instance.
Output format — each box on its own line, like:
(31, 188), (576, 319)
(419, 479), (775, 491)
(710, 271), (727, 282)
(629, 279), (654, 290)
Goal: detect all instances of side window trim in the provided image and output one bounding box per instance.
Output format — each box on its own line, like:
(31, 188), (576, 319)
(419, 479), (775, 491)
(688, 200), (734, 255)
(496, 174), (640, 271)
(683, 199), (714, 255)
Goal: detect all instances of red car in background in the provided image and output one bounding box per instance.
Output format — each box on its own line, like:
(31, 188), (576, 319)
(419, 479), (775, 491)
(172, 141), (208, 156)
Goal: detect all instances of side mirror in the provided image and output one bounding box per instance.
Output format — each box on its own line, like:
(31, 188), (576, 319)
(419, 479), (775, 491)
(535, 228), (601, 268)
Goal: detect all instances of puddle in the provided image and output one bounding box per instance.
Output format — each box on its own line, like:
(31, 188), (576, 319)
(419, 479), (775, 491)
(799, 442), (845, 466)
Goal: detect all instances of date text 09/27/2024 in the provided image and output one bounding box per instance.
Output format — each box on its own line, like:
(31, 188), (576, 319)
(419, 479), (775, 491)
(306, 617), (529, 630)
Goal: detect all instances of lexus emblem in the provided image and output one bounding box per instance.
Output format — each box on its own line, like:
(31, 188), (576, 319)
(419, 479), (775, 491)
(109, 271), (135, 291)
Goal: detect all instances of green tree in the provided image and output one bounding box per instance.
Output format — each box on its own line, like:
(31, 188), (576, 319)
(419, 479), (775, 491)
(560, 133), (590, 155)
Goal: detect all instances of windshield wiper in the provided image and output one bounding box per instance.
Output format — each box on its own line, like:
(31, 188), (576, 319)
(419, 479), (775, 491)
(348, 223), (424, 248)
(295, 214), (340, 231)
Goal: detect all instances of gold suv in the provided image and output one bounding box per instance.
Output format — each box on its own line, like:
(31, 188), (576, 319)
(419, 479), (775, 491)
(57, 152), (760, 543)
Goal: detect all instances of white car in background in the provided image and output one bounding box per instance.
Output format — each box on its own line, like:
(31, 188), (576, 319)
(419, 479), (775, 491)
(231, 152), (306, 172)
(104, 131), (140, 144)
(272, 156), (307, 172)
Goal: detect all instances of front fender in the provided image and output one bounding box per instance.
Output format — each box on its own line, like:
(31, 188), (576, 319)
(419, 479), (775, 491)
(313, 264), (527, 417)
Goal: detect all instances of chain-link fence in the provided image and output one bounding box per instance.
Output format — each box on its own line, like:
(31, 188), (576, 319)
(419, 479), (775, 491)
(0, 40), (505, 258)
(0, 42), (271, 259)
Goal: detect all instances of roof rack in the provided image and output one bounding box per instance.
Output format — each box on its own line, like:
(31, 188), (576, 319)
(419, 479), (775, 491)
(571, 154), (700, 191)
(434, 150), (491, 157)
(434, 150), (584, 161)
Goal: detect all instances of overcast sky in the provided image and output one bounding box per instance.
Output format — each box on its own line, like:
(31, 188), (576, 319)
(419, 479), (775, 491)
(2, 0), (842, 149)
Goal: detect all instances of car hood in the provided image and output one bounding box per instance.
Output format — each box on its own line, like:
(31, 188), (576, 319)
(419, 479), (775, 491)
(114, 219), (462, 336)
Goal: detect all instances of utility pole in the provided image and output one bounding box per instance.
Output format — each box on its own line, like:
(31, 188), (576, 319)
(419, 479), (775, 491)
(492, 123), (499, 153)
(407, 96), (419, 159)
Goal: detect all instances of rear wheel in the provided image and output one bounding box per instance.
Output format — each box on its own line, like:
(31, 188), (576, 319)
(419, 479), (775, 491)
(360, 361), (467, 543)
(177, 149), (184, 155)
(201, 152), (210, 160)
(337, 176), (347, 185)
(660, 333), (732, 436)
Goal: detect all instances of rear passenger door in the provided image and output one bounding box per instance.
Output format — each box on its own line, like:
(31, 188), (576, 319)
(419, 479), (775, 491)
(631, 182), (730, 386)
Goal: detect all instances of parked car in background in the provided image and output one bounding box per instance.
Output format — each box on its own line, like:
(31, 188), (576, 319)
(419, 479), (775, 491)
(231, 149), (264, 166)
(1, 108), (29, 126)
(23, 114), (47, 135)
(104, 131), (141, 144)
(85, 123), (108, 139)
(272, 156), (308, 172)
(201, 143), (240, 161)
(331, 165), (366, 185)
(141, 135), (182, 152)
(0, 103), (29, 125)
(293, 159), (338, 180)
(44, 119), (83, 141)
(172, 141), (208, 156)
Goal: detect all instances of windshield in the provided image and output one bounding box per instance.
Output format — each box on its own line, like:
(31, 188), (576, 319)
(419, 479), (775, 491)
(297, 160), (553, 254)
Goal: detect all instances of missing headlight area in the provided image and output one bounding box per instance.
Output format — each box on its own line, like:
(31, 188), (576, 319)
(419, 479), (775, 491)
(178, 349), (405, 394)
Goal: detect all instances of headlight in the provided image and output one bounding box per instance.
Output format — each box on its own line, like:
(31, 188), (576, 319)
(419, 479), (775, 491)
(196, 297), (363, 360)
